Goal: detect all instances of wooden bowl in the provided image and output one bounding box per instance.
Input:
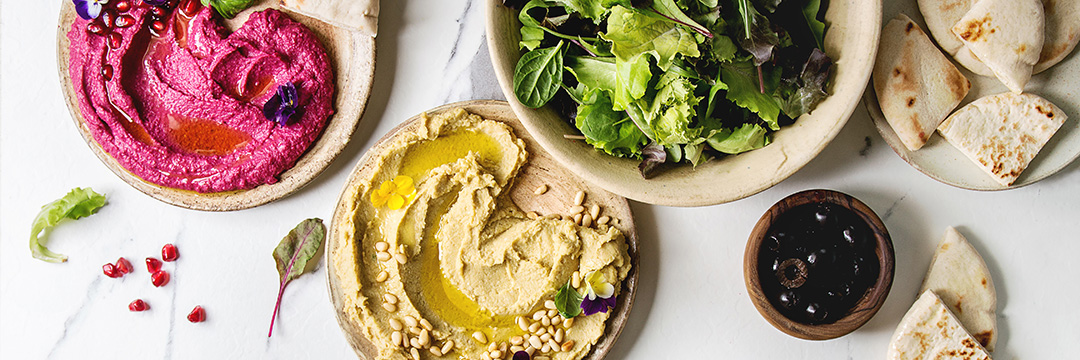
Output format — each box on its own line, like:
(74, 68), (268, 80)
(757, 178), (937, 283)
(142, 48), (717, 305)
(743, 189), (894, 340)
(486, 0), (883, 206)
(326, 100), (639, 359)
(56, 1), (375, 211)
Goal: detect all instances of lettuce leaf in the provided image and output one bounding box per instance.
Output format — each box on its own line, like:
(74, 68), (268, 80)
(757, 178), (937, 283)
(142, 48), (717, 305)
(707, 123), (770, 154)
(721, 61), (781, 130)
(29, 188), (107, 262)
(802, 0), (826, 49)
(775, 47), (832, 118)
(551, 0), (608, 22)
(601, 6), (701, 71)
(644, 72), (701, 145)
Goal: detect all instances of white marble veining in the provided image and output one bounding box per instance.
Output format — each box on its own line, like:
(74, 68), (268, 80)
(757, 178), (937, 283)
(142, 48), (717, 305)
(2, 0), (1079, 359)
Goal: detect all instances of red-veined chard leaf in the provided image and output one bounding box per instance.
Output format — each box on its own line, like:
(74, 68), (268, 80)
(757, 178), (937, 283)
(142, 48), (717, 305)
(269, 218), (326, 337)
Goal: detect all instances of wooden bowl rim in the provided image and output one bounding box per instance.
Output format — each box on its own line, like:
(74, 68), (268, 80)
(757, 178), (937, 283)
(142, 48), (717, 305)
(743, 189), (895, 340)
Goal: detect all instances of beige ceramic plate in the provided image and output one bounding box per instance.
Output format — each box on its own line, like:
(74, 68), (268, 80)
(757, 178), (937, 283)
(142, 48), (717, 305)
(487, 0), (882, 207)
(865, 1), (1080, 190)
(326, 100), (639, 360)
(57, 1), (375, 211)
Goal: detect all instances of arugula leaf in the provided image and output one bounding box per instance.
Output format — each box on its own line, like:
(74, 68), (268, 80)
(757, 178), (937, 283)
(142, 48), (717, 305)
(802, 0), (826, 49)
(776, 47), (832, 118)
(555, 280), (583, 318)
(514, 41), (566, 108)
(601, 6), (701, 71)
(721, 61), (781, 130)
(576, 89), (650, 157)
(269, 218), (327, 337)
(29, 188), (106, 263)
(706, 123), (770, 153)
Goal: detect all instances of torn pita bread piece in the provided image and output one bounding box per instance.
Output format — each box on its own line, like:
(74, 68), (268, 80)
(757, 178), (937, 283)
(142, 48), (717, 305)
(887, 290), (991, 360)
(874, 14), (971, 151)
(279, 0), (380, 36)
(1034, 0), (1080, 73)
(920, 227), (997, 351)
(937, 92), (1066, 186)
(952, 0), (1044, 93)
(917, 0), (993, 75)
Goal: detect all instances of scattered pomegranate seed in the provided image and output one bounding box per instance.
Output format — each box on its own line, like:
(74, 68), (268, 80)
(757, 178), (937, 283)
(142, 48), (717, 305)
(101, 10), (116, 30)
(150, 19), (166, 33)
(179, 0), (201, 17)
(146, 257), (163, 273)
(150, 6), (167, 17)
(115, 0), (131, 12)
(161, 244), (179, 262)
(115, 15), (136, 28)
(187, 306), (206, 323)
(128, 299), (149, 312)
(101, 65), (114, 81)
(87, 22), (107, 35)
(115, 257), (134, 274)
(103, 263), (122, 278)
(107, 33), (123, 49)
(151, 270), (170, 287)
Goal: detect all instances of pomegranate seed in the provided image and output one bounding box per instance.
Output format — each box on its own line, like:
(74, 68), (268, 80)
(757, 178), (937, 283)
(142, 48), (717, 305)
(179, 0), (201, 17)
(103, 263), (122, 278)
(101, 10), (116, 30)
(115, 0), (131, 12)
(115, 257), (133, 274)
(187, 306), (205, 323)
(128, 299), (149, 312)
(161, 244), (179, 262)
(115, 15), (136, 28)
(101, 65), (114, 81)
(107, 33), (123, 49)
(86, 21), (107, 35)
(150, 6), (167, 17)
(151, 270), (170, 287)
(150, 19), (166, 33)
(146, 257), (163, 273)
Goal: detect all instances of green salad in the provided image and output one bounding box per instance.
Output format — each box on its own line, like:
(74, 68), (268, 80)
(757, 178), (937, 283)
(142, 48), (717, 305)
(509, 0), (833, 177)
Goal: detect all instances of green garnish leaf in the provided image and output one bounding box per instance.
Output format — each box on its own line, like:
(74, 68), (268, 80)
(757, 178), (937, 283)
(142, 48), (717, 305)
(601, 5), (701, 71)
(29, 188), (107, 263)
(576, 89), (650, 157)
(269, 218), (327, 337)
(514, 42), (566, 108)
(555, 279), (583, 318)
(802, 0), (826, 49)
(721, 61), (781, 130)
(707, 122), (770, 153)
(208, 0), (256, 19)
(552, 0), (608, 22)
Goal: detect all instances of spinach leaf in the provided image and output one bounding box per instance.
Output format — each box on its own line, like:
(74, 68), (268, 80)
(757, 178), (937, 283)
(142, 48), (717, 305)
(514, 41), (566, 108)
(200, 0), (256, 19)
(29, 188), (107, 263)
(601, 5), (701, 71)
(269, 218), (326, 337)
(555, 280), (583, 318)
(576, 89), (650, 157)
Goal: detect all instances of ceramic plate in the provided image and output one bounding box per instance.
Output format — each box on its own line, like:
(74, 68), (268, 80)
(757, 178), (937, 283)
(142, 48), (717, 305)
(865, 1), (1080, 190)
(57, 1), (375, 211)
(326, 100), (639, 360)
(487, 0), (882, 207)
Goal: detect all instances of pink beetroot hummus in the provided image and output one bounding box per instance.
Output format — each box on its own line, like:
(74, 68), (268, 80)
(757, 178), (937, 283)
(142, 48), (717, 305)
(67, 3), (334, 193)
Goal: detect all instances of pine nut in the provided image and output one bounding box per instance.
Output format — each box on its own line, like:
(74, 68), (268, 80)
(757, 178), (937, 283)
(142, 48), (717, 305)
(554, 328), (564, 343)
(382, 303), (397, 312)
(410, 326), (422, 335)
(546, 325), (555, 334)
(528, 322), (542, 333)
(536, 327), (547, 336)
(491, 350), (503, 359)
(419, 329), (430, 347)
(473, 331), (487, 344)
(429, 346), (443, 357)
(561, 340), (575, 352)
(488, 342), (498, 351)
(441, 340), (454, 354)
(571, 271), (581, 288)
(582, 214), (592, 227)
(375, 241), (389, 252)
(589, 204), (600, 220)
(395, 253), (408, 264)
(410, 348), (420, 360)
(410, 338), (421, 349)
(534, 184), (548, 195)
(377, 252), (391, 261)
(500, 342), (508, 352)
(403, 315), (418, 328)
(541, 343), (551, 353)
(574, 191), (585, 206)
(529, 335), (544, 349)
(533, 310), (546, 321)
(511, 345), (524, 353)
(563, 317), (574, 328)
(540, 333), (551, 342)
(389, 318), (403, 331)
(535, 357), (550, 360)
(420, 318), (433, 331)
(526, 346), (536, 356)
(383, 294), (398, 304)
(482, 352), (492, 360)
(517, 316), (529, 331)
(541, 316), (551, 326)
(510, 336), (524, 345)
(547, 309), (558, 318)
(527, 211), (539, 219)
(572, 213), (583, 224)
(569, 205), (585, 214)
(551, 316), (562, 326)
(548, 339), (561, 352)
(597, 216), (610, 225)
(391, 331), (402, 347)
(544, 300), (557, 310)
(376, 271), (389, 282)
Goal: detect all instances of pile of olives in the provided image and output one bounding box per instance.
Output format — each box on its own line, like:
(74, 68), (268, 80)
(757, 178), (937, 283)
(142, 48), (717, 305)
(758, 203), (880, 325)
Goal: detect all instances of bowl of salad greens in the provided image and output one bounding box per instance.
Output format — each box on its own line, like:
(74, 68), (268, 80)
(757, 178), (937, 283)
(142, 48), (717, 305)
(487, 0), (881, 206)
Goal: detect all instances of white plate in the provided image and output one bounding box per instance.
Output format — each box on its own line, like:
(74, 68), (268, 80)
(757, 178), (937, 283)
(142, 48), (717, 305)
(865, 1), (1080, 190)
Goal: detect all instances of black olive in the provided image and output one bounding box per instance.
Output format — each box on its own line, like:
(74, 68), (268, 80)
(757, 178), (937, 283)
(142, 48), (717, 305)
(764, 233), (782, 252)
(812, 204), (833, 228)
(805, 302), (828, 322)
(777, 290), (800, 310)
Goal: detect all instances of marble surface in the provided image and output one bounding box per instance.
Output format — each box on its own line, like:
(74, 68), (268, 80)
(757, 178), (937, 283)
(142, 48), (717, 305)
(2, 0), (1079, 359)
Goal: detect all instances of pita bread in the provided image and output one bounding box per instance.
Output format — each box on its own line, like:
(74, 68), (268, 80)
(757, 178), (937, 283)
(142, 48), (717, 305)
(916, 0), (993, 75)
(887, 290), (992, 360)
(1034, 0), (1080, 73)
(951, 0), (1044, 93)
(279, 0), (379, 36)
(919, 227), (997, 351)
(874, 14), (971, 151)
(937, 92), (1066, 186)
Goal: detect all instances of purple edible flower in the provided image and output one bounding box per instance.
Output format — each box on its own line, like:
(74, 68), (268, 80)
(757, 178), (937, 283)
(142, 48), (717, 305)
(513, 351), (530, 360)
(144, 0), (168, 5)
(73, 0), (104, 20)
(262, 82), (300, 126)
(579, 294), (617, 316)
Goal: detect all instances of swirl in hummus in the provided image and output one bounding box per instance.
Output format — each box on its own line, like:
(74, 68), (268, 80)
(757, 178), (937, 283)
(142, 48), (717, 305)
(333, 109), (632, 360)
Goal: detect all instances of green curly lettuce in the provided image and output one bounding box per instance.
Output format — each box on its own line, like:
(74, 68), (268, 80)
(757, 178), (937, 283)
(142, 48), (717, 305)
(30, 188), (107, 263)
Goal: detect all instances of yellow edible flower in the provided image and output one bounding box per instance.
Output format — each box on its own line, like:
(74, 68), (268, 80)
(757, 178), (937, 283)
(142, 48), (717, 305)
(370, 175), (416, 210)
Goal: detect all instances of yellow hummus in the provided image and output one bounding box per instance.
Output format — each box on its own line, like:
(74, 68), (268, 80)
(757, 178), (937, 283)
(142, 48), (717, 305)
(333, 109), (631, 360)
